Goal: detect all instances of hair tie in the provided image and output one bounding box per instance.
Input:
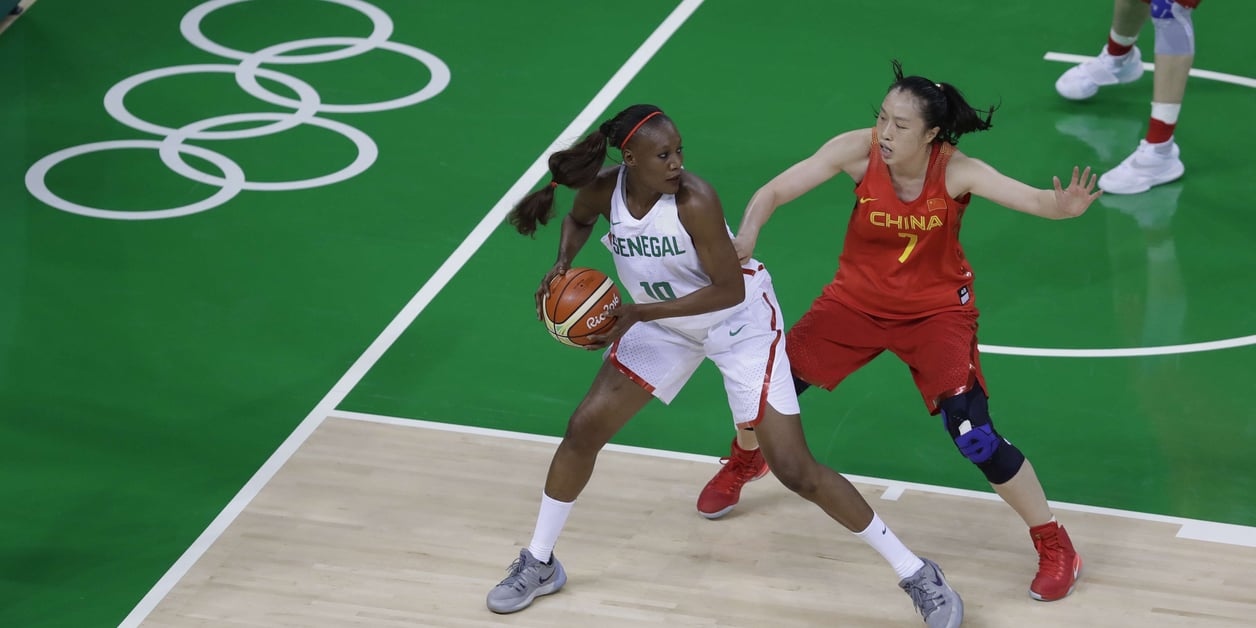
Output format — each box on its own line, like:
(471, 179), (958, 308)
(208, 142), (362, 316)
(619, 111), (663, 149)
(935, 82), (942, 89)
(548, 180), (559, 189)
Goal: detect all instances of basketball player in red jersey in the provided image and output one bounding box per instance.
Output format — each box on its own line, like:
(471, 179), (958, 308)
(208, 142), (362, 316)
(697, 61), (1102, 603)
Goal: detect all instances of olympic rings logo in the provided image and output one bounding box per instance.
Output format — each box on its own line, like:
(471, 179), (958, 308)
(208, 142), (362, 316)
(25, 0), (450, 220)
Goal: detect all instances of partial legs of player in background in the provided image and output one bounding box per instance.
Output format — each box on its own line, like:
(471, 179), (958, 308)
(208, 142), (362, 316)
(1055, 0), (1199, 194)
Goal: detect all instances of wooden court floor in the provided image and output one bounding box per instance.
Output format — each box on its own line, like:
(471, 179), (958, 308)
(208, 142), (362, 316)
(139, 416), (1256, 627)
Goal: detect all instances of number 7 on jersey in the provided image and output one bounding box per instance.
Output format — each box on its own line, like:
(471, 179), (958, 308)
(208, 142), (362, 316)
(897, 232), (918, 263)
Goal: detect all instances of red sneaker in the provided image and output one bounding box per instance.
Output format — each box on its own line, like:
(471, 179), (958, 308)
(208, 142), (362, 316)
(1029, 520), (1083, 601)
(696, 439), (769, 519)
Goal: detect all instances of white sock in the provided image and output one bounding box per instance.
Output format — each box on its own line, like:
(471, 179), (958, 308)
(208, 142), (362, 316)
(527, 493), (574, 563)
(1150, 102), (1181, 126)
(1110, 29), (1139, 47)
(855, 513), (925, 581)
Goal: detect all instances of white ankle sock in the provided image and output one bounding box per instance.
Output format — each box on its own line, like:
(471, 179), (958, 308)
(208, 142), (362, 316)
(1110, 30), (1139, 47)
(527, 493), (574, 563)
(1150, 102), (1181, 125)
(855, 513), (925, 580)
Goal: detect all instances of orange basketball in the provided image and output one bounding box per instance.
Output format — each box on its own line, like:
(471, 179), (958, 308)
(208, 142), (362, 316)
(542, 268), (621, 347)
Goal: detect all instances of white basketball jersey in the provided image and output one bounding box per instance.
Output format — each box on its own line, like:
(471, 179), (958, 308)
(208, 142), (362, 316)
(601, 166), (765, 332)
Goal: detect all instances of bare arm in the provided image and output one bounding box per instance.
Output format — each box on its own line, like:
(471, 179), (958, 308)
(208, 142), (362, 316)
(552, 182), (608, 267)
(734, 129), (871, 263)
(532, 171), (616, 320)
(947, 153), (1102, 220)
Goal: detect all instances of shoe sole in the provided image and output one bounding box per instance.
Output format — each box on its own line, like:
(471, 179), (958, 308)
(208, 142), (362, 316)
(1029, 554), (1083, 602)
(486, 565), (568, 614)
(1098, 164), (1184, 195)
(696, 468), (770, 519)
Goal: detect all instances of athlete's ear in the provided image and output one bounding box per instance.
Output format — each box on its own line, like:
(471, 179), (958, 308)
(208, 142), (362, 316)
(622, 148), (636, 167)
(925, 126), (940, 144)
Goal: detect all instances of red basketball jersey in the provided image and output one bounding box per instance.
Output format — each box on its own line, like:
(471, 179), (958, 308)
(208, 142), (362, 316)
(826, 130), (975, 318)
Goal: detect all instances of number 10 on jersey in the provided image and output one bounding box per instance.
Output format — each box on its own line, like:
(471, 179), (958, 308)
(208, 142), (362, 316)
(640, 281), (677, 300)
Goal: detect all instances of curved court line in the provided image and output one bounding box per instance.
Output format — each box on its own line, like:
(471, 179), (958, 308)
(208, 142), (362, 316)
(1013, 52), (1256, 359)
(1044, 52), (1256, 88)
(334, 410), (1256, 549)
(980, 334), (1256, 358)
(117, 1), (708, 626)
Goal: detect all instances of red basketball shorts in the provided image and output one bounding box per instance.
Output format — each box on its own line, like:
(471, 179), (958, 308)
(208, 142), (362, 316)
(786, 293), (987, 414)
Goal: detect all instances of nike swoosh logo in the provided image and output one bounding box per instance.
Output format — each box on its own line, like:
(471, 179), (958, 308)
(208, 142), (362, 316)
(538, 572), (553, 584)
(729, 324), (748, 336)
(610, 220), (622, 225)
(932, 574), (944, 587)
(858, 197), (877, 204)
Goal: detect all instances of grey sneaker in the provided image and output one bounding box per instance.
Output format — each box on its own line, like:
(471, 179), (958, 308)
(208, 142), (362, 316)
(899, 557), (963, 628)
(486, 549), (567, 614)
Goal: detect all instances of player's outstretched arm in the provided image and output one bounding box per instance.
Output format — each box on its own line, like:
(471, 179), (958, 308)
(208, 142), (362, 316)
(949, 154), (1102, 220)
(734, 130), (869, 263)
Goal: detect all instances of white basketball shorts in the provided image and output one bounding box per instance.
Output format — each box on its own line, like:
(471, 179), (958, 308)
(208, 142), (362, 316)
(607, 278), (800, 427)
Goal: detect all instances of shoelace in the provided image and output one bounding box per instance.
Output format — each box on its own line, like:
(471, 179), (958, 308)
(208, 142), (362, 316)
(1033, 532), (1068, 577)
(901, 578), (940, 619)
(498, 555), (529, 591)
(710, 453), (762, 493)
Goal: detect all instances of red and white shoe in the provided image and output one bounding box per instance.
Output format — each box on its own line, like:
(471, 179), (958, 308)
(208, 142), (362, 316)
(696, 438), (769, 519)
(1029, 520), (1083, 601)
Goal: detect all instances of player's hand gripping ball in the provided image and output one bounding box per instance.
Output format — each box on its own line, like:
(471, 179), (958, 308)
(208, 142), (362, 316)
(542, 268), (620, 347)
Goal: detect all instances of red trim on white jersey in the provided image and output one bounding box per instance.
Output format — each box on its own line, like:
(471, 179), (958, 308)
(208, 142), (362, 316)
(744, 291), (783, 428)
(608, 337), (655, 393)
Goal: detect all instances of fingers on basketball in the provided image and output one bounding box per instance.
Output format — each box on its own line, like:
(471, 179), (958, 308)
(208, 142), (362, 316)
(541, 267), (621, 348)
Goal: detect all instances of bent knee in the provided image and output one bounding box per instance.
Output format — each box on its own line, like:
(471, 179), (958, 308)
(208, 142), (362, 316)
(562, 412), (612, 453)
(771, 460), (821, 496)
(939, 386), (1025, 484)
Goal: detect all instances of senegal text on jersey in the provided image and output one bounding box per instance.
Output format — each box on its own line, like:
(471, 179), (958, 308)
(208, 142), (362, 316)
(609, 234), (688, 258)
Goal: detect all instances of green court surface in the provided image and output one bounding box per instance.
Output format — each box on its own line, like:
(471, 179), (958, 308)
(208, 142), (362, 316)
(1, 1), (1253, 626)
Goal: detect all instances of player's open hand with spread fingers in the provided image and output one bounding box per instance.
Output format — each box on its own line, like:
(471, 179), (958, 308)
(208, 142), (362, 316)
(534, 263), (571, 321)
(1052, 166), (1103, 218)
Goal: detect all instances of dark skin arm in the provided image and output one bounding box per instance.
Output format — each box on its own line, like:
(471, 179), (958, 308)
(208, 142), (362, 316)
(532, 170), (617, 320)
(586, 171), (745, 349)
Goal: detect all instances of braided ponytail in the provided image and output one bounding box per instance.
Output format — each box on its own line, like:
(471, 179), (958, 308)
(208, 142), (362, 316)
(508, 104), (667, 236)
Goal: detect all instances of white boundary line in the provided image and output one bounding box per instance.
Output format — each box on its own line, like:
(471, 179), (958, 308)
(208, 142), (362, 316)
(1043, 51), (1256, 89)
(333, 409), (1256, 549)
(118, 1), (706, 625)
(980, 335), (1256, 358)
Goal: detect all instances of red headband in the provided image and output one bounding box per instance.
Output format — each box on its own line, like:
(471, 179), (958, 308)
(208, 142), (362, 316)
(619, 111), (663, 149)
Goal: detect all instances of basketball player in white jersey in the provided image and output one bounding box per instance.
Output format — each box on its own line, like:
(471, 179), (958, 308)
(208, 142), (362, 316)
(488, 104), (963, 628)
